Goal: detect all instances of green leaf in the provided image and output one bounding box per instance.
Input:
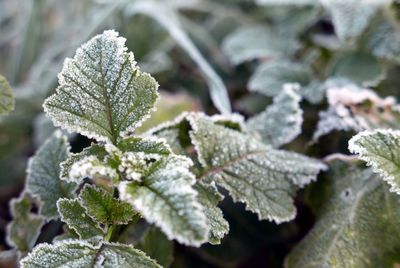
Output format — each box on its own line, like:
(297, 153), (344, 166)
(26, 131), (77, 220)
(6, 193), (44, 254)
(368, 22), (400, 63)
(248, 61), (311, 97)
(79, 184), (136, 224)
(255, 0), (317, 4)
(194, 181), (229, 245)
(286, 161), (400, 268)
(57, 198), (104, 240)
(0, 74), (15, 115)
(140, 227), (174, 268)
(190, 114), (326, 223)
(222, 26), (300, 65)
(43, 30), (159, 144)
(247, 84), (303, 147)
(117, 136), (171, 156)
(349, 129), (400, 195)
(20, 240), (161, 268)
(119, 154), (209, 246)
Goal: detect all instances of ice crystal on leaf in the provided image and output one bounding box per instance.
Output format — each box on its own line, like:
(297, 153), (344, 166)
(0, 74), (15, 115)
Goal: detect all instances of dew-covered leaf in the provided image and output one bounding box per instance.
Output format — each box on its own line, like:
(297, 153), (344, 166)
(20, 240), (161, 268)
(349, 129), (400, 195)
(286, 161), (400, 268)
(0, 74), (15, 115)
(79, 184), (136, 224)
(248, 61), (311, 97)
(247, 84), (303, 147)
(26, 131), (77, 220)
(6, 193), (44, 254)
(43, 30), (159, 144)
(57, 198), (104, 240)
(119, 154), (209, 246)
(140, 227), (174, 268)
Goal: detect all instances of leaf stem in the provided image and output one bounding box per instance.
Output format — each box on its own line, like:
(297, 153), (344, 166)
(105, 224), (116, 242)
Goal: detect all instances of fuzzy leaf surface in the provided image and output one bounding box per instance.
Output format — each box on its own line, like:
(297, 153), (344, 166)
(0, 74), (15, 115)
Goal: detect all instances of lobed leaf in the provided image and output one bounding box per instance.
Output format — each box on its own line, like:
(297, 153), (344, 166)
(0, 74), (15, 115)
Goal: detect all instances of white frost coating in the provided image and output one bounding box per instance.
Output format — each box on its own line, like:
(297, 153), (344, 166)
(349, 129), (400, 195)
(69, 156), (118, 182)
(118, 152), (149, 182)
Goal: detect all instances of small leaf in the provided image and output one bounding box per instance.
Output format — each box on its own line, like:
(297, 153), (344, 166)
(117, 136), (171, 156)
(0, 74), (15, 115)
(79, 184), (136, 224)
(57, 198), (104, 240)
(43, 30), (159, 144)
(20, 240), (161, 268)
(26, 131), (77, 220)
(6, 193), (44, 254)
(140, 227), (174, 268)
(349, 129), (400, 195)
(119, 154), (209, 246)
(247, 84), (303, 147)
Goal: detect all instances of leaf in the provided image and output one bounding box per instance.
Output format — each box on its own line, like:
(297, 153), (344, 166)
(57, 198), (104, 240)
(248, 61), (311, 97)
(26, 131), (77, 220)
(140, 227), (174, 268)
(349, 129), (400, 195)
(286, 161), (400, 268)
(194, 181), (229, 245)
(6, 193), (44, 254)
(43, 30), (159, 144)
(247, 84), (303, 147)
(117, 136), (171, 156)
(79, 184), (136, 224)
(368, 22), (400, 64)
(0, 74), (15, 115)
(119, 154), (209, 246)
(20, 240), (161, 268)
(222, 25), (300, 65)
(255, 0), (317, 4)
(190, 114), (326, 223)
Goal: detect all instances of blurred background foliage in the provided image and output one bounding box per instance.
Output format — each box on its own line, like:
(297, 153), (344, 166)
(1, 0), (400, 267)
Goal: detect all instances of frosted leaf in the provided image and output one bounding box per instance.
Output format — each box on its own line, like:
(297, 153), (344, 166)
(20, 240), (161, 268)
(151, 128), (186, 155)
(368, 22), (400, 63)
(194, 181), (229, 245)
(43, 30), (159, 144)
(26, 131), (77, 220)
(222, 26), (300, 65)
(190, 114), (326, 223)
(299, 81), (326, 104)
(140, 227), (174, 268)
(117, 136), (171, 156)
(57, 198), (104, 240)
(0, 74), (15, 115)
(69, 155), (119, 183)
(349, 129), (400, 195)
(6, 193), (44, 254)
(247, 84), (303, 147)
(79, 184), (136, 224)
(248, 61), (311, 97)
(33, 113), (56, 147)
(119, 154), (209, 246)
(286, 161), (400, 268)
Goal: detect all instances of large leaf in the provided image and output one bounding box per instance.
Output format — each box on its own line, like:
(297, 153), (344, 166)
(20, 240), (161, 268)
(26, 131), (77, 220)
(43, 30), (159, 144)
(247, 84), (303, 147)
(286, 161), (400, 268)
(0, 74), (15, 115)
(119, 154), (209, 246)
(349, 129), (400, 195)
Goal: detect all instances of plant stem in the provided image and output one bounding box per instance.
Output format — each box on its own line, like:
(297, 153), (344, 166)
(105, 224), (116, 242)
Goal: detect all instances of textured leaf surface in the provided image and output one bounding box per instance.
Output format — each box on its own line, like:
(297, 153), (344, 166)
(349, 129), (400, 195)
(286, 161), (400, 268)
(117, 137), (171, 156)
(0, 74), (15, 115)
(119, 154), (209, 246)
(6, 193), (44, 253)
(57, 198), (104, 239)
(247, 84), (303, 147)
(79, 184), (136, 224)
(140, 227), (174, 268)
(26, 131), (77, 220)
(368, 22), (400, 63)
(43, 30), (159, 143)
(248, 61), (311, 97)
(20, 240), (160, 268)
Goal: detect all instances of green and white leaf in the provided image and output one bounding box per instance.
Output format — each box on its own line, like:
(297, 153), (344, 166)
(20, 240), (161, 268)
(286, 161), (400, 268)
(43, 30), (159, 144)
(368, 22), (400, 64)
(119, 154), (209, 247)
(57, 198), (104, 240)
(140, 227), (174, 268)
(6, 193), (44, 254)
(26, 131), (77, 220)
(0, 74), (15, 115)
(117, 136), (172, 156)
(79, 184), (136, 224)
(349, 129), (400, 195)
(247, 84), (303, 147)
